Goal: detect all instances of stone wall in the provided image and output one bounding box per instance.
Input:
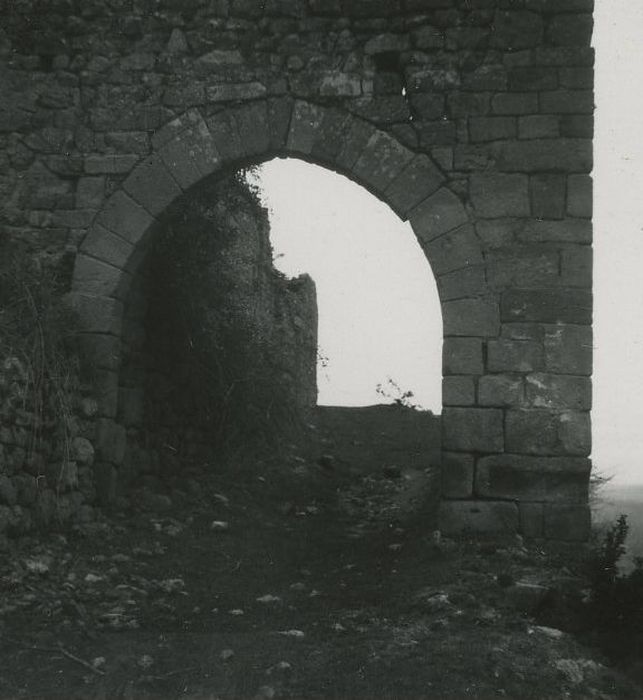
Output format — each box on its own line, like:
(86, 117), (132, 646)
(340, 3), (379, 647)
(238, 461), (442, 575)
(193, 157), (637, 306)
(0, 355), (98, 542)
(0, 0), (595, 539)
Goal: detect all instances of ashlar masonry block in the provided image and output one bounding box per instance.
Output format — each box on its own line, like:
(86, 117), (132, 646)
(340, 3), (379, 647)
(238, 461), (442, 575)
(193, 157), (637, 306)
(525, 373), (591, 410)
(443, 407), (504, 452)
(439, 500), (519, 535)
(476, 454), (590, 502)
(505, 409), (591, 456)
(543, 324), (592, 375)
(443, 337), (484, 375)
(443, 298), (500, 337)
(442, 452), (474, 498)
(469, 173), (530, 218)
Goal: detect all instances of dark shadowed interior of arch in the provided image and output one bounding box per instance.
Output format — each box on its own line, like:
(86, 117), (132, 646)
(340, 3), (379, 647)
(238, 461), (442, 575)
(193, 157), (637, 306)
(116, 159), (443, 484)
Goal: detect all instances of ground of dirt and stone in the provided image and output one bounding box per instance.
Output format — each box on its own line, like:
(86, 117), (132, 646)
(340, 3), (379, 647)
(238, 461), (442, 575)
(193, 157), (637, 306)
(0, 405), (640, 700)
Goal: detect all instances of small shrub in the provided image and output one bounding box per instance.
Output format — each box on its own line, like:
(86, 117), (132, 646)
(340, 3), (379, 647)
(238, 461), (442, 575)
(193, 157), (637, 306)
(375, 377), (421, 410)
(585, 515), (643, 666)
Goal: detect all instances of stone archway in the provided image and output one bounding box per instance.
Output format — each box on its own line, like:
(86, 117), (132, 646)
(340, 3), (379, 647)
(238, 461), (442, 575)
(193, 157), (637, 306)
(69, 99), (587, 539)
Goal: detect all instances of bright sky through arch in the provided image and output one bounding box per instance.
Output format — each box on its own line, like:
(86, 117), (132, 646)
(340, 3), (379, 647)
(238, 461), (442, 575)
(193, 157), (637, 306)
(254, 158), (442, 412)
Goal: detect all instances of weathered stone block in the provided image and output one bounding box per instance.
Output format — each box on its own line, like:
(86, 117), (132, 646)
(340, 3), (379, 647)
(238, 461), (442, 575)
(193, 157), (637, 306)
(543, 324), (592, 375)
(158, 123), (221, 189)
(73, 255), (131, 301)
(443, 376), (475, 407)
(519, 502), (544, 538)
(198, 49), (243, 67)
(540, 90), (594, 114)
(501, 289), (592, 324)
(462, 64), (507, 91)
(508, 66), (557, 92)
(206, 82), (267, 102)
(353, 131), (414, 197)
(530, 174), (566, 219)
(518, 115), (559, 139)
(558, 410), (591, 455)
(561, 245), (592, 287)
(547, 14), (593, 47)
(409, 187), (469, 242)
(453, 143), (495, 171)
(476, 454), (590, 502)
(442, 452), (474, 498)
(560, 114), (594, 138)
(492, 92), (538, 115)
(505, 409), (591, 456)
(486, 250), (559, 289)
(533, 46), (595, 66)
(51, 209), (97, 229)
(85, 154), (139, 174)
(409, 93), (445, 120)
(443, 407), (504, 452)
(123, 155), (182, 217)
(476, 220), (515, 250)
(525, 373), (591, 410)
(151, 109), (205, 150)
(67, 295), (123, 337)
(205, 109), (244, 162)
(567, 174), (592, 218)
(559, 67), (594, 90)
(439, 500), (519, 535)
(95, 191), (156, 246)
(415, 119), (455, 149)
(267, 97), (294, 151)
(412, 24), (444, 50)
(384, 154), (444, 216)
(496, 138), (592, 172)
(478, 374), (523, 407)
(286, 100), (326, 157)
(76, 176), (105, 209)
(525, 0), (593, 11)
(230, 103), (272, 159)
(505, 409), (558, 454)
(364, 33), (410, 55)
(469, 116), (516, 143)
(437, 266), (487, 301)
(80, 224), (134, 270)
(469, 173), (529, 218)
(487, 338), (542, 372)
(424, 225), (484, 275)
(544, 503), (590, 541)
(501, 323), (544, 342)
(447, 91), (491, 118)
(443, 338), (484, 375)
(443, 298), (500, 337)
(516, 218), (592, 243)
(335, 115), (378, 171)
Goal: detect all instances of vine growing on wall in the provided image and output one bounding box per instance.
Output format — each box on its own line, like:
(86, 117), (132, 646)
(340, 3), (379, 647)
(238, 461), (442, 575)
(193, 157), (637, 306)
(0, 242), (81, 514)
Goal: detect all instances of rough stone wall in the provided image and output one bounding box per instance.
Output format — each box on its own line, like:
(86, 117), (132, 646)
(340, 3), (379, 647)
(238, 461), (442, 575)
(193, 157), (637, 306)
(0, 0), (594, 539)
(116, 175), (318, 487)
(0, 356), (98, 542)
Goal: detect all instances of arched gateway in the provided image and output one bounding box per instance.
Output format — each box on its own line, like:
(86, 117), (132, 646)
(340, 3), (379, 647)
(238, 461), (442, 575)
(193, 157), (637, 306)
(70, 100), (591, 540)
(1, 0), (594, 540)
